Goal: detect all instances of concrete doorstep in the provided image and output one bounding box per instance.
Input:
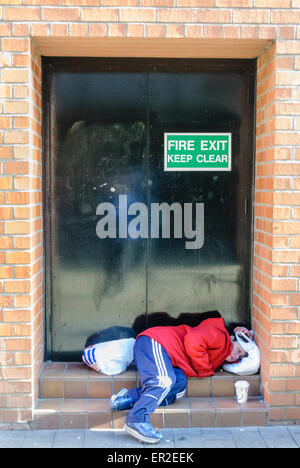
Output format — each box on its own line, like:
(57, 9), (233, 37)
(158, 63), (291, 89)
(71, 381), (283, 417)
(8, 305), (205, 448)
(0, 426), (299, 449)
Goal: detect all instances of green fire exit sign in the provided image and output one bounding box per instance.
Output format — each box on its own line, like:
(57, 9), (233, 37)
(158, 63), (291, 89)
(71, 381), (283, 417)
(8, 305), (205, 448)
(164, 133), (232, 171)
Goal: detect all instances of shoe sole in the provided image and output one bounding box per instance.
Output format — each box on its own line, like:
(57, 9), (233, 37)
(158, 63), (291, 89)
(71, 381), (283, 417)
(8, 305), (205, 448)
(124, 424), (162, 444)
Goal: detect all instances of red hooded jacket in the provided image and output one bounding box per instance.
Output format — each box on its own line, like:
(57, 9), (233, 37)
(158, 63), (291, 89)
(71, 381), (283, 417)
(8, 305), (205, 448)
(137, 317), (233, 378)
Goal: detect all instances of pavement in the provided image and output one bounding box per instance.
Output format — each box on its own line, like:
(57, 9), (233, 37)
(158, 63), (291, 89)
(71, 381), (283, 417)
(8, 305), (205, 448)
(0, 426), (299, 449)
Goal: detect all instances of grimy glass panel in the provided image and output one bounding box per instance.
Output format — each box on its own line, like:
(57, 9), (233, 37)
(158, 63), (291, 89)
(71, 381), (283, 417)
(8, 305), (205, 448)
(51, 70), (147, 360)
(46, 59), (254, 360)
(148, 70), (250, 325)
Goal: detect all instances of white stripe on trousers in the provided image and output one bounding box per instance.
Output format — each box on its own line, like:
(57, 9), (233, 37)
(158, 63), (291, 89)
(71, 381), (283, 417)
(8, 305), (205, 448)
(151, 339), (173, 406)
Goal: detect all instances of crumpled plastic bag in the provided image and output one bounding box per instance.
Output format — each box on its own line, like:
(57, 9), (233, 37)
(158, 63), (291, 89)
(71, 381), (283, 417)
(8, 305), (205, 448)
(222, 331), (260, 376)
(82, 338), (135, 376)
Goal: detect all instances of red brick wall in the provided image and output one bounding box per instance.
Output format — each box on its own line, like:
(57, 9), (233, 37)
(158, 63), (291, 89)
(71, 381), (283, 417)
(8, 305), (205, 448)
(0, 0), (300, 427)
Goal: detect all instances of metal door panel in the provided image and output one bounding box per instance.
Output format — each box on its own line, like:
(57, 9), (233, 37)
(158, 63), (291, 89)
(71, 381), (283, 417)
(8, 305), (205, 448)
(48, 65), (147, 360)
(147, 69), (251, 325)
(44, 59), (255, 360)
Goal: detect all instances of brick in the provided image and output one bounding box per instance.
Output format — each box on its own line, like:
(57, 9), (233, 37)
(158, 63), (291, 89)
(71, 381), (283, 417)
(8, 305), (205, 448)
(14, 207), (30, 219)
(0, 208), (13, 220)
(146, 24), (164, 38)
(14, 237), (30, 249)
(81, 8), (118, 21)
(4, 131), (29, 144)
(12, 23), (30, 36)
(14, 177), (30, 190)
(204, 25), (221, 38)
(271, 279), (297, 291)
(4, 102), (29, 114)
(0, 381), (14, 393)
(272, 251), (300, 263)
(278, 26), (295, 39)
(4, 7), (40, 21)
(274, 192), (300, 205)
(0, 22), (11, 36)
(42, 7), (80, 21)
(0, 236), (13, 249)
(69, 23), (88, 36)
(6, 251), (31, 264)
(2, 366), (31, 380)
(13, 86), (29, 99)
(6, 396), (32, 409)
(14, 295), (31, 307)
(0, 410), (19, 423)
(177, 0), (213, 4)
(268, 392), (295, 406)
(259, 26), (276, 39)
(15, 353), (31, 365)
(5, 221), (31, 235)
(50, 23), (68, 36)
(222, 25), (240, 38)
(31, 23), (50, 36)
(274, 163), (300, 176)
(289, 322), (300, 334)
(120, 8), (156, 22)
(166, 25), (184, 38)
(254, 0), (290, 5)
(0, 117), (11, 129)
(0, 324), (14, 336)
(12, 56), (30, 68)
(277, 41), (300, 55)
(6, 192), (30, 205)
(4, 162), (29, 175)
(157, 8), (193, 23)
(273, 222), (300, 235)
(1, 39), (29, 52)
(0, 85), (11, 99)
(14, 117), (30, 129)
(271, 308), (297, 320)
(272, 10), (300, 23)
(127, 24), (145, 37)
(290, 236), (300, 248)
(277, 71), (300, 86)
(195, 9), (231, 22)
(1, 70), (28, 84)
(3, 309), (31, 322)
(233, 9), (270, 23)
(15, 266), (31, 278)
(62, 0), (99, 4)
(185, 25), (203, 38)
(5, 338), (31, 351)
(4, 280), (30, 293)
(216, 0), (251, 5)
(0, 296), (14, 307)
(290, 294), (300, 306)
(108, 23), (126, 37)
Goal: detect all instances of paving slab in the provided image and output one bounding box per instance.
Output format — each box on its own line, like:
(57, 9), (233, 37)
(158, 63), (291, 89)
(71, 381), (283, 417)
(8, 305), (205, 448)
(114, 429), (147, 448)
(52, 429), (85, 448)
(83, 430), (114, 448)
(173, 428), (205, 448)
(287, 426), (300, 447)
(201, 427), (236, 448)
(258, 427), (299, 449)
(231, 427), (267, 448)
(0, 431), (25, 449)
(0, 426), (299, 448)
(21, 430), (56, 448)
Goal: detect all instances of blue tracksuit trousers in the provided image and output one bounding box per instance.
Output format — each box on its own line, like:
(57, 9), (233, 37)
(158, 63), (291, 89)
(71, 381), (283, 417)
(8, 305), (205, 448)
(126, 336), (187, 424)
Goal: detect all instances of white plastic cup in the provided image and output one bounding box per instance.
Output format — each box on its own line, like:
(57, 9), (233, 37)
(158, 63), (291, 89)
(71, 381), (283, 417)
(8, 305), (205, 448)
(234, 380), (250, 403)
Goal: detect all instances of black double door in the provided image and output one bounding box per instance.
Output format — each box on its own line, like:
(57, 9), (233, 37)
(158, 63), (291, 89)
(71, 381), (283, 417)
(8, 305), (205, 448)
(44, 58), (255, 360)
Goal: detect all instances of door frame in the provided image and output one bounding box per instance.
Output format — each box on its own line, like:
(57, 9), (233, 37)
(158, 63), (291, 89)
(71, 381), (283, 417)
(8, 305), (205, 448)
(42, 57), (256, 361)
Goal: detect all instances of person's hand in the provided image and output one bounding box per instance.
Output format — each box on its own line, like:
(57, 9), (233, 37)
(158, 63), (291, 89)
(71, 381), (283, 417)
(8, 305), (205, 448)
(234, 327), (251, 338)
